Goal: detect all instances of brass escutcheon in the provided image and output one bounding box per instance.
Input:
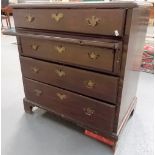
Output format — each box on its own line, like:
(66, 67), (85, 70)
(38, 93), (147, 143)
(83, 107), (95, 116)
(25, 15), (35, 23)
(55, 69), (65, 77)
(86, 16), (100, 27)
(88, 52), (99, 60)
(56, 93), (66, 100)
(34, 89), (42, 96)
(85, 80), (96, 89)
(55, 45), (65, 54)
(31, 67), (40, 73)
(31, 44), (39, 51)
(51, 13), (64, 22)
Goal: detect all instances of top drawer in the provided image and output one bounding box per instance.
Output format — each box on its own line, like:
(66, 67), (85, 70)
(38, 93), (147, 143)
(13, 9), (125, 36)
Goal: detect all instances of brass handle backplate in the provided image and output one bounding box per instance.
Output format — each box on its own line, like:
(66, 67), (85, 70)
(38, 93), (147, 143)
(51, 13), (64, 22)
(86, 16), (100, 27)
(85, 80), (96, 89)
(31, 44), (39, 51)
(25, 15), (35, 23)
(55, 46), (65, 54)
(88, 52), (99, 60)
(31, 67), (40, 73)
(56, 93), (66, 100)
(34, 89), (42, 96)
(83, 107), (95, 116)
(55, 69), (65, 77)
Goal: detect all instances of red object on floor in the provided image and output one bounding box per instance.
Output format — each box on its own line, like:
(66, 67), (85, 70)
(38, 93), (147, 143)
(84, 130), (115, 146)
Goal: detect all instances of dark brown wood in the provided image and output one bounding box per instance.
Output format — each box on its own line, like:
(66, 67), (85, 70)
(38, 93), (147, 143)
(23, 78), (116, 132)
(117, 97), (137, 135)
(113, 7), (150, 133)
(20, 56), (119, 104)
(20, 36), (120, 73)
(11, 2), (147, 9)
(23, 97), (34, 113)
(3, 2), (150, 151)
(13, 9), (125, 36)
(2, 28), (122, 47)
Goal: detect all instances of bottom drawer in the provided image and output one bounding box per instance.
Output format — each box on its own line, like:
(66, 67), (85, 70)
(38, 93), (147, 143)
(23, 78), (116, 132)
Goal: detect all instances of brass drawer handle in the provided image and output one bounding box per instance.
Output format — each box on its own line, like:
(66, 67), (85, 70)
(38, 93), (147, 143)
(88, 52), (99, 60)
(56, 93), (66, 100)
(85, 80), (96, 89)
(34, 89), (42, 96)
(31, 44), (39, 51)
(83, 107), (95, 116)
(55, 69), (65, 77)
(25, 15), (35, 23)
(31, 67), (40, 73)
(55, 45), (65, 54)
(51, 13), (64, 22)
(86, 16), (100, 27)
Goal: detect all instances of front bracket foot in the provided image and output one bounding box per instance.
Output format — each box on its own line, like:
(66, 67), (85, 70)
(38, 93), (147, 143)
(23, 98), (34, 113)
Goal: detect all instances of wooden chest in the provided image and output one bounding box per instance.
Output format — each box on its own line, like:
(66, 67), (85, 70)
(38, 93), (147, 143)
(4, 2), (150, 150)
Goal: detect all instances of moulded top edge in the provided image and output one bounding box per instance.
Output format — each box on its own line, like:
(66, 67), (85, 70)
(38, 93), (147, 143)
(10, 1), (149, 9)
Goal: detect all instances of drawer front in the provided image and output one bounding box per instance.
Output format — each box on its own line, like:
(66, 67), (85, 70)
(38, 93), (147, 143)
(23, 78), (116, 132)
(21, 36), (116, 73)
(13, 9), (125, 36)
(20, 57), (118, 104)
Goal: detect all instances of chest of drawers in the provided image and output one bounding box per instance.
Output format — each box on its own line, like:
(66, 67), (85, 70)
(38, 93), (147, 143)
(4, 2), (150, 150)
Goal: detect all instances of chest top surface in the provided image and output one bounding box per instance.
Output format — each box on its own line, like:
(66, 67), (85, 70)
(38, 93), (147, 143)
(11, 1), (151, 9)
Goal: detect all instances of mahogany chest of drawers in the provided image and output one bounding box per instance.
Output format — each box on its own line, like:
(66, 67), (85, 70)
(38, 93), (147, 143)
(5, 2), (150, 150)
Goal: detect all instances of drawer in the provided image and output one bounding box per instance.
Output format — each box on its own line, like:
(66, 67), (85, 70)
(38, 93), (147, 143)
(20, 36), (121, 73)
(13, 9), (125, 36)
(23, 78), (116, 132)
(20, 57), (119, 104)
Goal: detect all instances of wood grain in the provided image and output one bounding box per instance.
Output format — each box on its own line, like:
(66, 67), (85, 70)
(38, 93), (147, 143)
(13, 9), (125, 36)
(23, 78), (116, 132)
(20, 56), (119, 104)
(20, 36), (119, 73)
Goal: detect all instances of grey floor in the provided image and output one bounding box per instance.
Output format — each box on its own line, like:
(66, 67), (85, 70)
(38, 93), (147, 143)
(2, 26), (154, 155)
